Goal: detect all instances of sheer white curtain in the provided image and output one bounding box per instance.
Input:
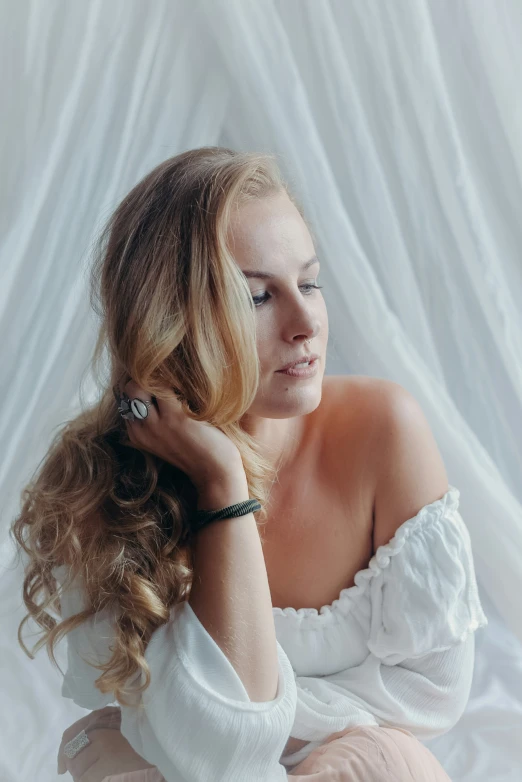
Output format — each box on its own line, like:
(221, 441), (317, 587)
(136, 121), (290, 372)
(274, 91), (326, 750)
(2, 1), (522, 780)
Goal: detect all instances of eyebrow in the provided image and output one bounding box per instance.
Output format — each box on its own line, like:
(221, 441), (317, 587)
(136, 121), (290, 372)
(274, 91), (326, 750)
(241, 255), (319, 280)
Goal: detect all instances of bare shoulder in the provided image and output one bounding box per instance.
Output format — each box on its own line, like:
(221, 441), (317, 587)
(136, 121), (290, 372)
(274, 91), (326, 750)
(361, 377), (450, 550)
(322, 373), (443, 443)
(323, 373), (415, 400)
(320, 373), (395, 435)
(317, 373), (393, 492)
(321, 375), (449, 550)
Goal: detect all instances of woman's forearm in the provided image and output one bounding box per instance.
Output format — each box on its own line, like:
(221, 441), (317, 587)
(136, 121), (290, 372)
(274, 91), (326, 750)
(189, 471), (280, 703)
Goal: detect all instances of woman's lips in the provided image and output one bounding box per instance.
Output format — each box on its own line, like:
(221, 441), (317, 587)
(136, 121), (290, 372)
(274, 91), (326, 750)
(276, 357), (319, 377)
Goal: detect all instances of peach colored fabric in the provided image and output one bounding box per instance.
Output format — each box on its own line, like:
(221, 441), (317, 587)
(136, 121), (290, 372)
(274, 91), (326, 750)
(102, 771), (165, 782)
(101, 725), (451, 781)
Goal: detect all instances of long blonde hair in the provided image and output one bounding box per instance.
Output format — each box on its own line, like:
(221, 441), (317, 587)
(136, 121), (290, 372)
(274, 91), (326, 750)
(10, 146), (313, 707)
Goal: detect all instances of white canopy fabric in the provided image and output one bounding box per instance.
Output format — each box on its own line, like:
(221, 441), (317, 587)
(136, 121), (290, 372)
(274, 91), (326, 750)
(1, 1), (522, 780)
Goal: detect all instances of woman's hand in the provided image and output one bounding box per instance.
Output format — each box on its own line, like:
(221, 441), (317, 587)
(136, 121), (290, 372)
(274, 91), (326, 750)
(57, 706), (155, 781)
(115, 378), (244, 490)
(57, 707), (120, 776)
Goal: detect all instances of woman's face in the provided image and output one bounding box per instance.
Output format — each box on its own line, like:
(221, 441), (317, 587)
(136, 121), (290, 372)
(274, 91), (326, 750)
(229, 189), (328, 424)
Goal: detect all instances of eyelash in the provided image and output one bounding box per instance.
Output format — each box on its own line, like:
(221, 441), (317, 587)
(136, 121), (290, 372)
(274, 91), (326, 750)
(252, 284), (324, 307)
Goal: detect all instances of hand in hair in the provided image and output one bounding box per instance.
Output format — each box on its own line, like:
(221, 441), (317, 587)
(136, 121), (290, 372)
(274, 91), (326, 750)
(116, 378), (244, 490)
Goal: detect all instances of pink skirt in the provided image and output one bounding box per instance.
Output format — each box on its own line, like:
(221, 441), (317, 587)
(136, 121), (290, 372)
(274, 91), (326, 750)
(102, 725), (452, 781)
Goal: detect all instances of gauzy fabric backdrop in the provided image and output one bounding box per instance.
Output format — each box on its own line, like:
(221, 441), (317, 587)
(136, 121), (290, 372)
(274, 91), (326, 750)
(1, 1), (522, 780)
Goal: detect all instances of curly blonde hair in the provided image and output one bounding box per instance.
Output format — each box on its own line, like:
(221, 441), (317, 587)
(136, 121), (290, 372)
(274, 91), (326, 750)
(10, 146), (314, 707)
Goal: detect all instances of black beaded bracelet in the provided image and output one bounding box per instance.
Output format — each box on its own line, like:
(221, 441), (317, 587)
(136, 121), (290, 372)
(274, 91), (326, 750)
(190, 498), (262, 533)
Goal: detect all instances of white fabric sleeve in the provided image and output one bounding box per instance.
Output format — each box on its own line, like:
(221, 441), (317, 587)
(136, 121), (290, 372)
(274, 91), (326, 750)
(120, 600), (297, 782)
(52, 565), (297, 782)
(280, 489), (488, 768)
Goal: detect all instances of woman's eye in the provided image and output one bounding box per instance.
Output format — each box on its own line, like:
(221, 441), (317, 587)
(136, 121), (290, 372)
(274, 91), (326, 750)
(252, 283), (324, 307)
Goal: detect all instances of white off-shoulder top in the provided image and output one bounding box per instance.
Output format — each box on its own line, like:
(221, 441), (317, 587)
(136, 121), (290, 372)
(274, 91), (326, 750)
(52, 484), (488, 782)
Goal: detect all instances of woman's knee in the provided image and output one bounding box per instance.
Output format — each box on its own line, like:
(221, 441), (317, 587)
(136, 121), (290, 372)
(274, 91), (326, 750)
(321, 724), (415, 747)
(313, 725), (450, 782)
(355, 726), (450, 781)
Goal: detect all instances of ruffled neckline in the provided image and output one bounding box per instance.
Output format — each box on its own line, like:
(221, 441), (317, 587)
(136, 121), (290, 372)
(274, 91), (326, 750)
(271, 484), (460, 624)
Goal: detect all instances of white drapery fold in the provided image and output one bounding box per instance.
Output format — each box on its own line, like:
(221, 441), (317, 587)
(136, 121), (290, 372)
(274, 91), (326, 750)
(2, 2), (522, 780)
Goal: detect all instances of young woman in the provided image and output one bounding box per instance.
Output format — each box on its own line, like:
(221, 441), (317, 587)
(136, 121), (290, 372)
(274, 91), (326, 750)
(13, 147), (487, 781)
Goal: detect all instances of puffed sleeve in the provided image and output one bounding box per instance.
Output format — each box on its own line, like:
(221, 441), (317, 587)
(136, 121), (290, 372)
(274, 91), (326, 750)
(52, 565), (297, 782)
(121, 600), (297, 782)
(280, 486), (488, 769)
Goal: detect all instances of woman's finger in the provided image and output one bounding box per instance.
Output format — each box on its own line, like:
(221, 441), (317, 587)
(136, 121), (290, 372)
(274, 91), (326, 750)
(57, 708), (121, 775)
(114, 381), (158, 439)
(62, 740), (101, 782)
(58, 715), (94, 774)
(123, 380), (157, 422)
(70, 729), (155, 782)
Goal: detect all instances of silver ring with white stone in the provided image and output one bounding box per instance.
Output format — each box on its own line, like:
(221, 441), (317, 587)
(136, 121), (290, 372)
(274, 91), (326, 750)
(63, 729), (91, 759)
(130, 397), (151, 420)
